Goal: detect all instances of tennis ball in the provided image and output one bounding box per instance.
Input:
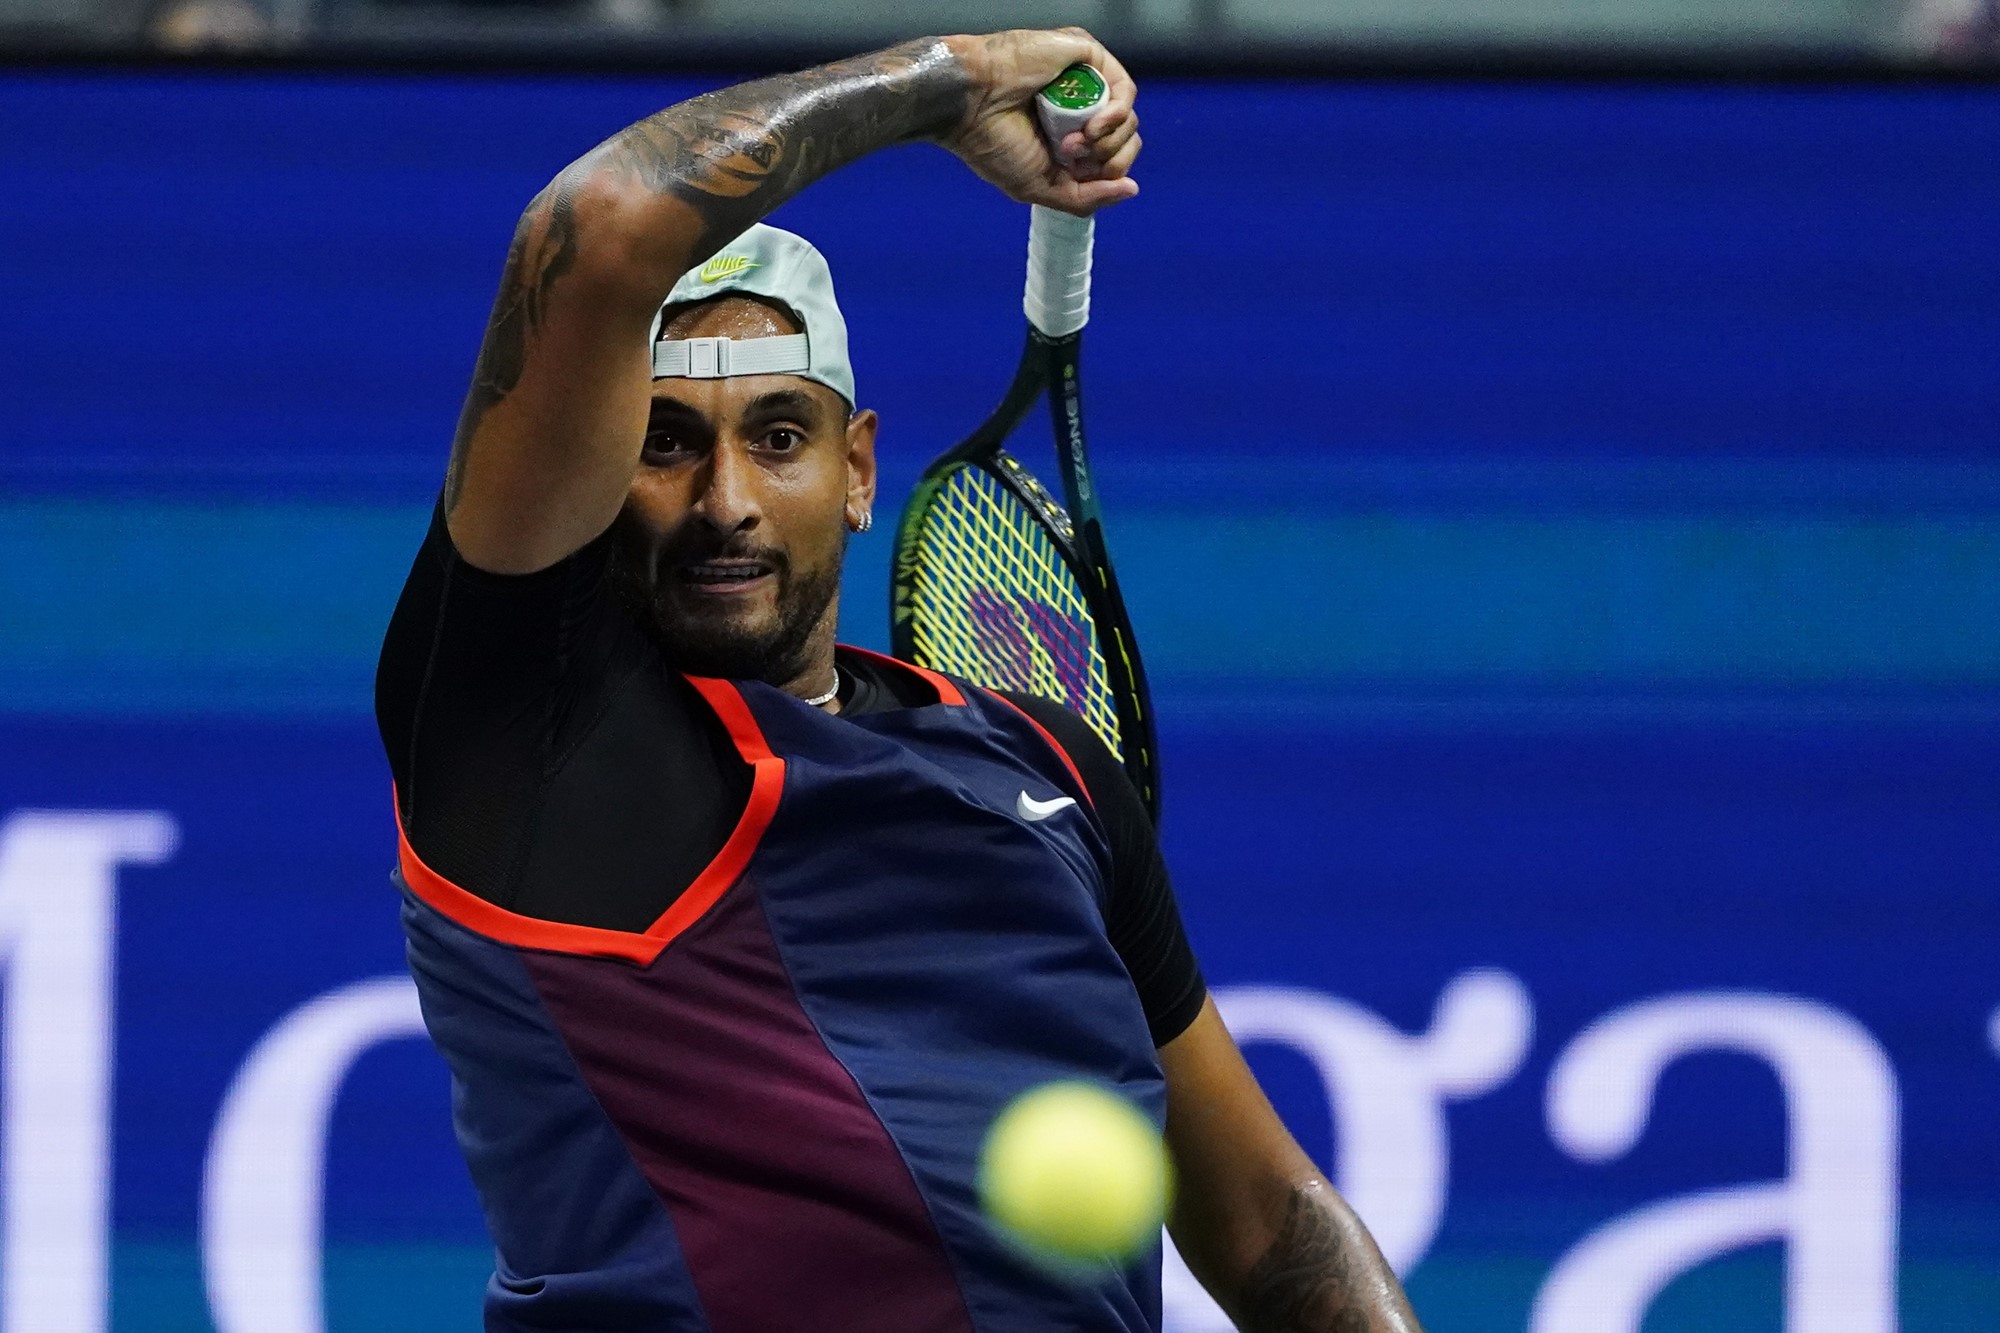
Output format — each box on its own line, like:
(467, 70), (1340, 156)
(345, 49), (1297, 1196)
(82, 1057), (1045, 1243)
(978, 1081), (1172, 1269)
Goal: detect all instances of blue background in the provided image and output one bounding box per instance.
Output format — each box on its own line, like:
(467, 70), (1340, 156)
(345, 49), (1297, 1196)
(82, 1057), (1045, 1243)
(4, 66), (1998, 1329)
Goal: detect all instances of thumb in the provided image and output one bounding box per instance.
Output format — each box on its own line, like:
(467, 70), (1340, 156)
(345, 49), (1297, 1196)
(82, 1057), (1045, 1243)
(1039, 175), (1140, 218)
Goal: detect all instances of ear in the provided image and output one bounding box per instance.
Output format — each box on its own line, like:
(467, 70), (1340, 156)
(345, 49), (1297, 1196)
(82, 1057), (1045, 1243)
(843, 408), (879, 528)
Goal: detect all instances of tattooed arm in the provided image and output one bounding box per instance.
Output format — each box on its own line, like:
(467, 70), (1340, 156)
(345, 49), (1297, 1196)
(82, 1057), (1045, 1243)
(442, 28), (1141, 574)
(1161, 999), (1425, 1332)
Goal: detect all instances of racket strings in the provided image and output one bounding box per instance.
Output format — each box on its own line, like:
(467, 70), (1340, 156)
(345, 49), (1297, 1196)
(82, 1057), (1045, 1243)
(907, 465), (1125, 760)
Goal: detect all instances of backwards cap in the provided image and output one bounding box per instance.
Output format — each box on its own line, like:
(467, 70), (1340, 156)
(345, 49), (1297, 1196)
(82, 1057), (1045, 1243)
(650, 224), (855, 407)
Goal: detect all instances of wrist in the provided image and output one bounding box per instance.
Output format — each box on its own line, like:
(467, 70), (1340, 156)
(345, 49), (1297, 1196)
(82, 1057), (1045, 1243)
(927, 35), (986, 140)
(937, 33), (980, 83)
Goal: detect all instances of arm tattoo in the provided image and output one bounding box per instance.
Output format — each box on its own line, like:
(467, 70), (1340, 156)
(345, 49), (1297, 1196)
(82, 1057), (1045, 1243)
(1237, 1180), (1373, 1332)
(607, 38), (969, 257)
(444, 37), (969, 501)
(445, 183), (579, 508)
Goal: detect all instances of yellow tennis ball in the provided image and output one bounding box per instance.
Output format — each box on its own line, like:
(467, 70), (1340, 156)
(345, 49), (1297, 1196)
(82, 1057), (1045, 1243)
(978, 1081), (1172, 1268)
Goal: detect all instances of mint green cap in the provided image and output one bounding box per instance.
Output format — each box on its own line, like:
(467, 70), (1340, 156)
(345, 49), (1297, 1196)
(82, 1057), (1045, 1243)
(650, 223), (855, 407)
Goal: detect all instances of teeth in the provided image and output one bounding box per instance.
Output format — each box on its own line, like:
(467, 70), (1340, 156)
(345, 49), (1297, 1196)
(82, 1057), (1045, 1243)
(688, 564), (765, 581)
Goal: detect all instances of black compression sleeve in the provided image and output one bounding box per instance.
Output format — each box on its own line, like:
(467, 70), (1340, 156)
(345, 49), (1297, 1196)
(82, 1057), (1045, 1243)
(997, 691), (1207, 1047)
(376, 501), (747, 928)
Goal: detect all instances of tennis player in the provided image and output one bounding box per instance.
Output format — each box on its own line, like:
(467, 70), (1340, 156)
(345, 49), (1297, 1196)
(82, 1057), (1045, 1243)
(376, 27), (1422, 1333)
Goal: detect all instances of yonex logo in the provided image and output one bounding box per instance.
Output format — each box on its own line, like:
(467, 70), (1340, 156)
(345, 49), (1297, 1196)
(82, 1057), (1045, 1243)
(697, 255), (760, 283)
(1017, 791), (1077, 822)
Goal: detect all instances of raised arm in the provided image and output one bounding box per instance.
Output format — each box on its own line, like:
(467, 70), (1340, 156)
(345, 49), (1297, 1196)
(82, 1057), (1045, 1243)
(1162, 999), (1426, 1332)
(444, 29), (1142, 575)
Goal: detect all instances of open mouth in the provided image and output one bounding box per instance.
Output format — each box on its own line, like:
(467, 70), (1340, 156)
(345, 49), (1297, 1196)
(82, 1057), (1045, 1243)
(679, 560), (776, 593)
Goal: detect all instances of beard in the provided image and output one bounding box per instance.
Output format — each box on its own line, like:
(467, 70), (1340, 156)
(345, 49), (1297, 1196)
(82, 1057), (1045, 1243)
(607, 509), (844, 684)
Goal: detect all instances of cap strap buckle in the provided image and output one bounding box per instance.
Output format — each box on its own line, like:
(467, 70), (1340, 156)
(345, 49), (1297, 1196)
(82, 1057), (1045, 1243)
(653, 334), (811, 381)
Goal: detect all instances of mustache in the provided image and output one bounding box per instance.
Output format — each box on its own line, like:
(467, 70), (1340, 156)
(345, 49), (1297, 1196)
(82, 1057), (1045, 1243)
(651, 529), (790, 579)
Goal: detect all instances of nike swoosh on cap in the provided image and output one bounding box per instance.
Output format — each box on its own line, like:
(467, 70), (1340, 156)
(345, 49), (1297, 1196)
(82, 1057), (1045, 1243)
(1017, 791), (1078, 822)
(697, 255), (760, 283)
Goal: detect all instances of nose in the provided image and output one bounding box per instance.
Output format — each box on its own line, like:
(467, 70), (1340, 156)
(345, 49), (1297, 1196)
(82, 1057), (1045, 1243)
(693, 440), (762, 538)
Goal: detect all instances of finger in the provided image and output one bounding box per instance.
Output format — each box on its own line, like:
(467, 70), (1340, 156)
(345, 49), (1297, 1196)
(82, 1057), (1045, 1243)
(1098, 130), (1142, 179)
(1068, 130), (1141, 183)
(1071, 31), (1136, 110)
(1051, 25), (1104, 81)
(1085, 109), (1139, 162)
(1084, 104), (1134, 143)
(1062, 114), (1131, 170)
(1053, 25), (1137, 121)
(1071, 175), (1140, 213)
(1031, 168), (1140, 216)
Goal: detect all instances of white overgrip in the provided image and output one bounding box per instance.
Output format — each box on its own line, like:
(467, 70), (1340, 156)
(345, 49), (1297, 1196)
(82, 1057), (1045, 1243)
(1024, 206), (1095, 339)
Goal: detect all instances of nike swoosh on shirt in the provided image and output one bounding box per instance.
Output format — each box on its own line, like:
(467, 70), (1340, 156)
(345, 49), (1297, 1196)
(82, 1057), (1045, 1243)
(1017, 791), (1078, 822)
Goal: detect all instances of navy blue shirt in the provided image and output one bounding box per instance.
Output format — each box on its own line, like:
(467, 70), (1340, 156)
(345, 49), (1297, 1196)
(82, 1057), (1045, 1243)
(376, 503), (1205, 1046)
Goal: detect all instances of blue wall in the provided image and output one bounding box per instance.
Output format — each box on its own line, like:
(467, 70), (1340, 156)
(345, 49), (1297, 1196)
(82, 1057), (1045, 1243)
(4, 67), (1998, 1331)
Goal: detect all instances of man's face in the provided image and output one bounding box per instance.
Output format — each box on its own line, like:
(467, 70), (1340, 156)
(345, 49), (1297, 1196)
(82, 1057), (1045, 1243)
(609, 296), (876, 685)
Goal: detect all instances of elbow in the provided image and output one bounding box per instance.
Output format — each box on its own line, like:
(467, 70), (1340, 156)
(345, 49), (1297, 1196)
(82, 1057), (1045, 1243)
(516, 163), (693, 304)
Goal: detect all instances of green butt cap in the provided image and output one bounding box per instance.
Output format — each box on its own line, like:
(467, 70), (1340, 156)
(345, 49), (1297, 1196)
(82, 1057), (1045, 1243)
(1040, 64), (1108, 112)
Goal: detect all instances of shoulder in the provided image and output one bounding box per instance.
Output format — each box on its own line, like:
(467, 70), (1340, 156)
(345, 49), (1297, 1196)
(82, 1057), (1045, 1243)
(992, 688), (1206, 1046)
(376, 495), (657, 825)
(988, 690), (1137, 814)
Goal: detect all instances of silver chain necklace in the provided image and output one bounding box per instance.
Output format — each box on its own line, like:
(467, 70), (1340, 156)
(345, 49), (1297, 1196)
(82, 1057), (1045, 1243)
(801, 668), (840, 708)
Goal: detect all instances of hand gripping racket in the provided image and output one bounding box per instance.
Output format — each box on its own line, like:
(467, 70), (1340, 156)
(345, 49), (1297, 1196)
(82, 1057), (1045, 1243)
(889, 195), (1161, 824)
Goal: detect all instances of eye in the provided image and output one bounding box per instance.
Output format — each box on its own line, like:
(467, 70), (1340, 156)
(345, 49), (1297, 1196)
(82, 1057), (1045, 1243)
(642, 430), (695, 461)
(760, 427), (807, 453)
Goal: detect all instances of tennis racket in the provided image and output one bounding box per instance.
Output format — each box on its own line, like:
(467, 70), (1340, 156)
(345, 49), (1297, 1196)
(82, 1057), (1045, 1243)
(888, 202), (1161, 824)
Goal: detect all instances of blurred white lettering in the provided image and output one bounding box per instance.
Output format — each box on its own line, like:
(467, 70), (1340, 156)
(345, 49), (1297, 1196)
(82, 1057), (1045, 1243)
(0, 810), (176, 1333)
(1163, 970), (1533, 1330)
(1533, 992), (1898, 1333)
(0, 809), (1921, 1333)
(1218, 969), (1533, 1271)
(202, 976), (428, 1333)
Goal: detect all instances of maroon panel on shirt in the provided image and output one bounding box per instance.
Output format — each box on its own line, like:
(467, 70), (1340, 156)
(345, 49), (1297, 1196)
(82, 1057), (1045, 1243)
(521, 879), (975, 1333)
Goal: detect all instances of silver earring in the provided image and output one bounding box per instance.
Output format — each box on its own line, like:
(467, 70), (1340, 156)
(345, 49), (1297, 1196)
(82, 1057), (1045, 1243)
(854, 510), (873, 534)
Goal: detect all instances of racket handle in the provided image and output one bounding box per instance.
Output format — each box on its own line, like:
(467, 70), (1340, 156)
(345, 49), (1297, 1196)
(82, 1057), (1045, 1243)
(1035, 62), (1108, 148)
(1025, 206), (1094, 339)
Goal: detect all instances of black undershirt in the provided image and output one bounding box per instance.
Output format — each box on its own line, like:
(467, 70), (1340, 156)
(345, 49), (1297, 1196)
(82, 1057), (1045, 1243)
(376, 503), (1205, 1046)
